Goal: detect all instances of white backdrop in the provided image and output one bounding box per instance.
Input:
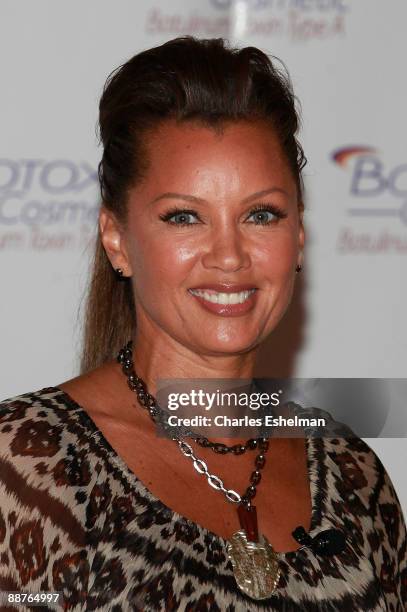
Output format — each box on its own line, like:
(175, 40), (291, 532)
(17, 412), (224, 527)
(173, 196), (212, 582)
(1, 1), (406, 512)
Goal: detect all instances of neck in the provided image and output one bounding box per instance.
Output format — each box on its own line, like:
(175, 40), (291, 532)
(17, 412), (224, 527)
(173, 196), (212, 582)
(131, 326), (258, 399)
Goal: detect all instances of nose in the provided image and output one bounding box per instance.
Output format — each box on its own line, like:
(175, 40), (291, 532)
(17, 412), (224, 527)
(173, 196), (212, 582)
(201, 225), (251, 273)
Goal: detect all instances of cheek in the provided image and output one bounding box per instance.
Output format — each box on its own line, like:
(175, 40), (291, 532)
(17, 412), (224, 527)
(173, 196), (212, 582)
(129, 232), (197, 292)
(254, 231), (298, 275)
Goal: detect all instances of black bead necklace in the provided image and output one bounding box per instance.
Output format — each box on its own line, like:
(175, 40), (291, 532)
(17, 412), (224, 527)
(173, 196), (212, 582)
(117, 339), (266, 456)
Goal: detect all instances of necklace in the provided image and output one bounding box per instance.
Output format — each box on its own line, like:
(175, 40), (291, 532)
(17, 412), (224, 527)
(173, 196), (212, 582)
(118, 340), (266, 456)
(117, 341), (281, 600)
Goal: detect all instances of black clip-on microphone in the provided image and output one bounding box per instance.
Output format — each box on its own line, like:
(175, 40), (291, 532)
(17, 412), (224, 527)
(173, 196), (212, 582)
(292, 526), (346, 556)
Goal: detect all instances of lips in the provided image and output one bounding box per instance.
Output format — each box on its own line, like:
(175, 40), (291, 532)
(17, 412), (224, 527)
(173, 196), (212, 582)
(188, 283), (257, 293)
(188, 284), (258, 316)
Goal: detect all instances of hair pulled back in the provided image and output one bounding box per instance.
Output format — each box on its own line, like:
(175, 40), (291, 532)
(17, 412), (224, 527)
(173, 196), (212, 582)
(80, 36), (306, 374)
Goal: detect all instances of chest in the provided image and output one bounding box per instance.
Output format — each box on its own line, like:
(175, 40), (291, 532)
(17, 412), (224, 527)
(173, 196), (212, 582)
(96, 415), (313, 553)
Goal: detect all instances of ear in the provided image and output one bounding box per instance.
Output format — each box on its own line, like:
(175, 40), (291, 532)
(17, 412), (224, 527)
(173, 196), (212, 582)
(99, 207), (133, 276)
(297, 208), (305, 268)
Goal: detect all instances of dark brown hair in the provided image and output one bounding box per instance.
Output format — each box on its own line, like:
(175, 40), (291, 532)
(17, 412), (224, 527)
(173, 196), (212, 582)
(80, 36), (306, 374)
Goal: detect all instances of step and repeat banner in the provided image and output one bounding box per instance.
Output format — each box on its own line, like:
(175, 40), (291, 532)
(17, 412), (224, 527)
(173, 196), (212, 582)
(1, 1), (406, 510)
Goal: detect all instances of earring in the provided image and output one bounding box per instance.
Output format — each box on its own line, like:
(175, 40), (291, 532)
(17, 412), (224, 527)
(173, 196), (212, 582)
(296, 264), (302, 273)
(115, 267), (125, 279)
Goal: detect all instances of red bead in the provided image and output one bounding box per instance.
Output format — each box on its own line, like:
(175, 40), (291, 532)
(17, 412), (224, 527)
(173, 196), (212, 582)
(237, 504), (259, 542)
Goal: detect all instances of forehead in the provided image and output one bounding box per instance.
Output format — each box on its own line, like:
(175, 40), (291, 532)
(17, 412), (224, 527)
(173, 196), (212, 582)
(147, 118), (284, 161)
(138, 119), (295, 196)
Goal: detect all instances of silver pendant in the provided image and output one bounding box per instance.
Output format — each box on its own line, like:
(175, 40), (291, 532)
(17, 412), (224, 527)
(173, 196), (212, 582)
(226, 529), (281, 601)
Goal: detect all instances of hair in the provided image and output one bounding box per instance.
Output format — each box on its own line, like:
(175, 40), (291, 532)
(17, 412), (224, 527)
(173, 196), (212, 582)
(79, 36), (307, 374)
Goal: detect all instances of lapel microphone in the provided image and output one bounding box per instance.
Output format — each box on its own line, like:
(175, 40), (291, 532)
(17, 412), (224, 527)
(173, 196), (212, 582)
(292, 526), (346, 556)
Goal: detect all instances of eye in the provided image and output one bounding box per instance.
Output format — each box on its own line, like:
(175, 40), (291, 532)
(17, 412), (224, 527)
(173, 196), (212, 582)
(246, 204), (287, 226)
(159, 207), (201, 226)
(159, 203), (287, 226)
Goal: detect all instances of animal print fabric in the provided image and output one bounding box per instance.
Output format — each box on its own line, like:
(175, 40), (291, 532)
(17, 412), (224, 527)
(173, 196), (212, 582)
(0, 386), (406, 611)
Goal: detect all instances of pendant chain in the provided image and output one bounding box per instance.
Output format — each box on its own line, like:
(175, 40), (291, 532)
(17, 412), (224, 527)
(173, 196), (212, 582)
(177, 438), (269, 507)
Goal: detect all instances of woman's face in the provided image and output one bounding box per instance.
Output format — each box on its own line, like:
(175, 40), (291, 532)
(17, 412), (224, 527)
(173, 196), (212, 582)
(104, 119), (304, 356)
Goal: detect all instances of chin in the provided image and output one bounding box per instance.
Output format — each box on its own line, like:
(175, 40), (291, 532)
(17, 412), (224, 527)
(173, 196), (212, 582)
(192, 333), (261, 356)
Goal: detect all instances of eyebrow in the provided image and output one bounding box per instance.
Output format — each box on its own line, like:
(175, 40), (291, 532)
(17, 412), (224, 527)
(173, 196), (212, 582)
(149, 187), (289, 206)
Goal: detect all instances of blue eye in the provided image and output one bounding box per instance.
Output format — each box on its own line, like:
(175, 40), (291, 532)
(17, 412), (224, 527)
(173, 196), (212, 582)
(159, 203), (287, 227)
(246, 204), (287, 225)
(159, 208), (200, 226)
(248, 209), (276, 225)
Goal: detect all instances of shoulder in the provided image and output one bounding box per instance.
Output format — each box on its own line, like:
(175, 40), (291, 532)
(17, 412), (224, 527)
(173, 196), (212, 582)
(323, 437), (400, 489)
(0, 386), (114, 536)
(310, 436), (407, 606)
(0, 385), (102, 483)
(0, 385), (79, 436)
(0, 387), (108, 593)
(322, 437), (406, 561)
(0, 385), (75, 443)
(310, 436), (406, 551)
(321, 436), (404, 508)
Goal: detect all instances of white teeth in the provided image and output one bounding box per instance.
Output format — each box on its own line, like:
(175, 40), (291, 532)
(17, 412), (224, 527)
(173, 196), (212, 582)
(189, 289), (256, 304)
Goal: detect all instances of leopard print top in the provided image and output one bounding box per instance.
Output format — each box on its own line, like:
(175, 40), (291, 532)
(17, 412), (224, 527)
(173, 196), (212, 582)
(0, 386), (406, 611)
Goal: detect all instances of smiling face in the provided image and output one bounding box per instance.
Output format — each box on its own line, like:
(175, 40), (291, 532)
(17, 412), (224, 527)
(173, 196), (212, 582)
(100, 119), (304, 357)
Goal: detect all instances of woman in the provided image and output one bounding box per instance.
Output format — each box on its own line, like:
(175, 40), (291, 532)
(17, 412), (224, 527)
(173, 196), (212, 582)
(0, 37), (405, 611)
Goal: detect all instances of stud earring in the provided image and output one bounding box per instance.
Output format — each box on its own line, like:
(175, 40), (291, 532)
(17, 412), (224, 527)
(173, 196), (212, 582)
(115, 267), (125, 279)
(296, 264), (302, 273)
